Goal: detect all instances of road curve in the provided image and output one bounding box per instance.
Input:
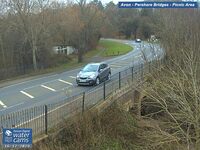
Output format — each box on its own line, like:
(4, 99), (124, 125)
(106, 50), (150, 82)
(0, 39), (164, 115)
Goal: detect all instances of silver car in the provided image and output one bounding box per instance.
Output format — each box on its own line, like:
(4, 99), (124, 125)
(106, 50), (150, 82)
(76, 63), (111, 86)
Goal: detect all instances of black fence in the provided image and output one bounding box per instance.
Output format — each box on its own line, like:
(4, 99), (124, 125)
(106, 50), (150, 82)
(0, 58), (163, 143)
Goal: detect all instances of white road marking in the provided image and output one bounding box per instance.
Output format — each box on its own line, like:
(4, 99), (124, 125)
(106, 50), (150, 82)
(0, 100), (7, 108)
(0, 102), (24, 111)
(69, 76), (76, 79)
(41, 85), (56, 92)
(117, 62), (130, 65)
(58, 79), (73, 85)
(20, 91), (34, 99)
(135, 55), (141, 58)
(23, 79), (58, 91)
(1, 74), (58, 90)
(121, 57), (128, 60)
(110, 64), (122, 68)
(0, 96), (80, 132)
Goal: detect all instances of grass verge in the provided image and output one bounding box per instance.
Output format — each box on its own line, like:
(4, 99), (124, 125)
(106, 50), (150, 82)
(100, 40), (133, 57)
(32, 104), (139, 150)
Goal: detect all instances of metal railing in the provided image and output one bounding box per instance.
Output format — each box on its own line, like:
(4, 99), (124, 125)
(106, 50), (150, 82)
(0, 58), (163, 142)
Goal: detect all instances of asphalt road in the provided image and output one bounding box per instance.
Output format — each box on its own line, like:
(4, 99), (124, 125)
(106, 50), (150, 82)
(0, 39), (163, 115)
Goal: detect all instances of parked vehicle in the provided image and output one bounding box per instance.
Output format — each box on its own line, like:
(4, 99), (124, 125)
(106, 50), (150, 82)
(76, 63), (111, 86)
(135, 39), (142, 43)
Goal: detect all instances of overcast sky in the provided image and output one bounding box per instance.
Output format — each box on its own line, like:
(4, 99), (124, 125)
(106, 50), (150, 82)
(101, 0), (143, 5)
(101, 0), (126, 5)
(100, 0), (199, 5)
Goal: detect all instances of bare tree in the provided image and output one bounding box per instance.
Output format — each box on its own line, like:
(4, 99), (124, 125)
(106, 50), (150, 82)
(142, 8), (200, 150)
(75, 0), (104, 62)
(8, 0), (51, 70)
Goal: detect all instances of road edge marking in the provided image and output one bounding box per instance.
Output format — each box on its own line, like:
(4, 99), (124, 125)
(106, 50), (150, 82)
(58, 79), (73, 85)
(41, 85), (56, 92)
(110, 64), (122, 68)
(69, 76), (76, 79)
(20, 91), (35, 99)
(0, 100), (7, 108)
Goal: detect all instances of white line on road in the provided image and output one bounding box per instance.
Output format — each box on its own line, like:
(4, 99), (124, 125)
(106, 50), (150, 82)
(1, 74), (58, 90)
(58, 79), (73, 85)
(121, 57), (128, 60)
(110, 64), (122, 68)
(69, 76), (76, 79)
(2, 95), (81, 129)
(0, 95), (84, 136)
(0, 100), (7, 108)
(116, 62), (130, 65)
(0, 102), (24, 112)
(41, 85), (56, 92)
(135, 55), (142, 58)
(20, 91), (34, 99)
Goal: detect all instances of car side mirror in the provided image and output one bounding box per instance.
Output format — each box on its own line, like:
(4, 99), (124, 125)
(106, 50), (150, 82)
(99, 69), (103, 72)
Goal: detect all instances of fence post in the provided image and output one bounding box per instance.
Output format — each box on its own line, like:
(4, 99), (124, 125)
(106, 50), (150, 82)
(44, 105), (48, 135)
(82, 92), (85, 114)
(103, 81), (106, 100)
(132, 66), (134, 82)
(119, 72), (121, 89)
(148, 61), (151, 73)
(141, 64), (144, 81)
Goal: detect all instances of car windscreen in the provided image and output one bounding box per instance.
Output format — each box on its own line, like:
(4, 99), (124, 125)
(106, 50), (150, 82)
(82, 64), (99, 72)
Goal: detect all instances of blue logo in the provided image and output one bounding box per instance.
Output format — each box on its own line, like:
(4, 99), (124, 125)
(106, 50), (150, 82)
(2, 128), (32, 148)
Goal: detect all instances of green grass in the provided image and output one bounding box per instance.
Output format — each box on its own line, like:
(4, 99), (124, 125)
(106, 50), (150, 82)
(36, 39), (131, 74)
(100, 40), (133, 57)
(84, 46), (103, 58)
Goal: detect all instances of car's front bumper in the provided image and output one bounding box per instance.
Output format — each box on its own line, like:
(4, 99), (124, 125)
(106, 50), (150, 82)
(76, 78), (96, 85)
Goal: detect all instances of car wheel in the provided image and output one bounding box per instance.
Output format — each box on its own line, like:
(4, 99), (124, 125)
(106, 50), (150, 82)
(107, 73), (111, 80)
(96, 77), (100, 85)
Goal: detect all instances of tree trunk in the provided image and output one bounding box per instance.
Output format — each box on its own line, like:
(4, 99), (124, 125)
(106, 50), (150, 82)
(0, 36), (6, 68)
(77, 32), (86, 63)
(134, 30), (137, 40)
(78, 48), (83, 63)
(32, 44), (38, 70)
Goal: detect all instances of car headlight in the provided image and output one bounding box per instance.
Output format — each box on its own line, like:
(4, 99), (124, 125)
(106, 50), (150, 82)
(89, 74), (96, 79)
(76, 74), (80, 79)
